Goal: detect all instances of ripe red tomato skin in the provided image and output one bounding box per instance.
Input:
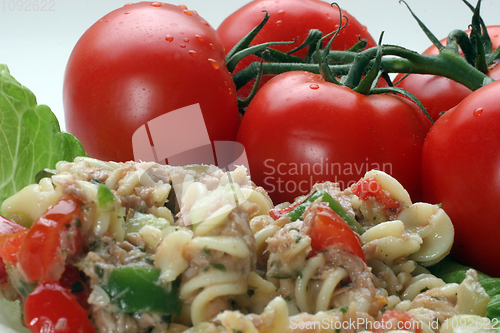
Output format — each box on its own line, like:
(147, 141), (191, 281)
(308, 204), (366, 262)
(18, 195), (83, 283)
(64, 2), (239, 162)
(24, 281), (95, 333)
(0, 216), (26, 281)
(237, 71), (431, 205)
(217, 0), (376, 98)
(395, 26), (500, 121)
(422, 79), (500, 278)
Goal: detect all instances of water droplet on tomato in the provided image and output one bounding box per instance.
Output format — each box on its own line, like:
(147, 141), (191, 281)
(183, 37), (190, 43)
(278, 9), (285, 15)
(309, 84), (320, 90)
(124, 11), (130, 15)
(195, 35), (204, 42)
(180, 44), (187, 48)
(178, 4), (188, 9)
(276, 20), (282, 27)
(124, 3), (133, 6)
(183, 9), (193, 16)
(151, 2), (161, 7)
(165, 35), (174, 42)
(189, 50), (198, 58)
(473, 108), (483, 117)
(208, 58), (219, 70)
(209, 43), (215, 50)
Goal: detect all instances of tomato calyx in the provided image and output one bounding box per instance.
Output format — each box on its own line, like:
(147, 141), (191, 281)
(400, 0), (498, 75)
(228, 2), (495, 120)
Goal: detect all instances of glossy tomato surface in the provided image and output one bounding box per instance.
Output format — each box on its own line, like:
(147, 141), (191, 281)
(422, 79), (500, 277)
(308, 204), (365, 261)
(19, 195), (82, 282)
(25, 282), (95, 333)
(64, 2), (239, 162)
(217, 0), (376, 99)
(237, 71), (431, 204)
(395, 26), (500, 121)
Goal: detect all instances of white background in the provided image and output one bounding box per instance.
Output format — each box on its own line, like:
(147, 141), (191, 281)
(1, 0), (500, 130)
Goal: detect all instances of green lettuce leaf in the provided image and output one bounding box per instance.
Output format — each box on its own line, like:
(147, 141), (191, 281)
(0, 298), (30, 333)
(429, 256), (500, 322)
(0, 64), (86, 207)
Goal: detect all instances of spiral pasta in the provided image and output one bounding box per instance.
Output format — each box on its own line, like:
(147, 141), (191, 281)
(0, 160), (493, 333)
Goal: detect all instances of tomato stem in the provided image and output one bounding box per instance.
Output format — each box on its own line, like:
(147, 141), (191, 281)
(331, 45), (494, 91)
(225, 10), (271, 65)
(232, 45), (493, 92)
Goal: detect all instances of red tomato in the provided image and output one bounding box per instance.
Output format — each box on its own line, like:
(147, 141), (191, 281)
(0, 216), (26, 234)
(269, 200), (302, 220)
(374, 310), (422, 333)
(64, 2), (239, 162)
(308, 204), (365, 261)
(217, 0), (377, 99)
(351, 177), (401, 213)
(237, 71), (431, 204)
(422, 79), (500, 278)
(18, 195), (83, 282)
(395, 26), (500, 121)
(0, 216), (26, 280)
(24, 281), (95, 333)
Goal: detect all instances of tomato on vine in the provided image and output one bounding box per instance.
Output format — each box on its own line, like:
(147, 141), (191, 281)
(237, 70), (432, 204)
(217, 0), (377, 99)
(395, 26), (500, 121)
(395, 1), (500, 121)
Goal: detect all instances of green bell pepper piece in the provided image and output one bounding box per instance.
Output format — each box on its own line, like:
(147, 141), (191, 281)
(102, 265), (181, 316)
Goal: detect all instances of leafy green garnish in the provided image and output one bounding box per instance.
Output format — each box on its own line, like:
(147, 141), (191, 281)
(0, 65), (86, 207)
(429, 256), (500, 322)
(0, 298), (30, 333)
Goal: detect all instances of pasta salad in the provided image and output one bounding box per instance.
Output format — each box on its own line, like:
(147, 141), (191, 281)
(0, 157), (494, 333)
